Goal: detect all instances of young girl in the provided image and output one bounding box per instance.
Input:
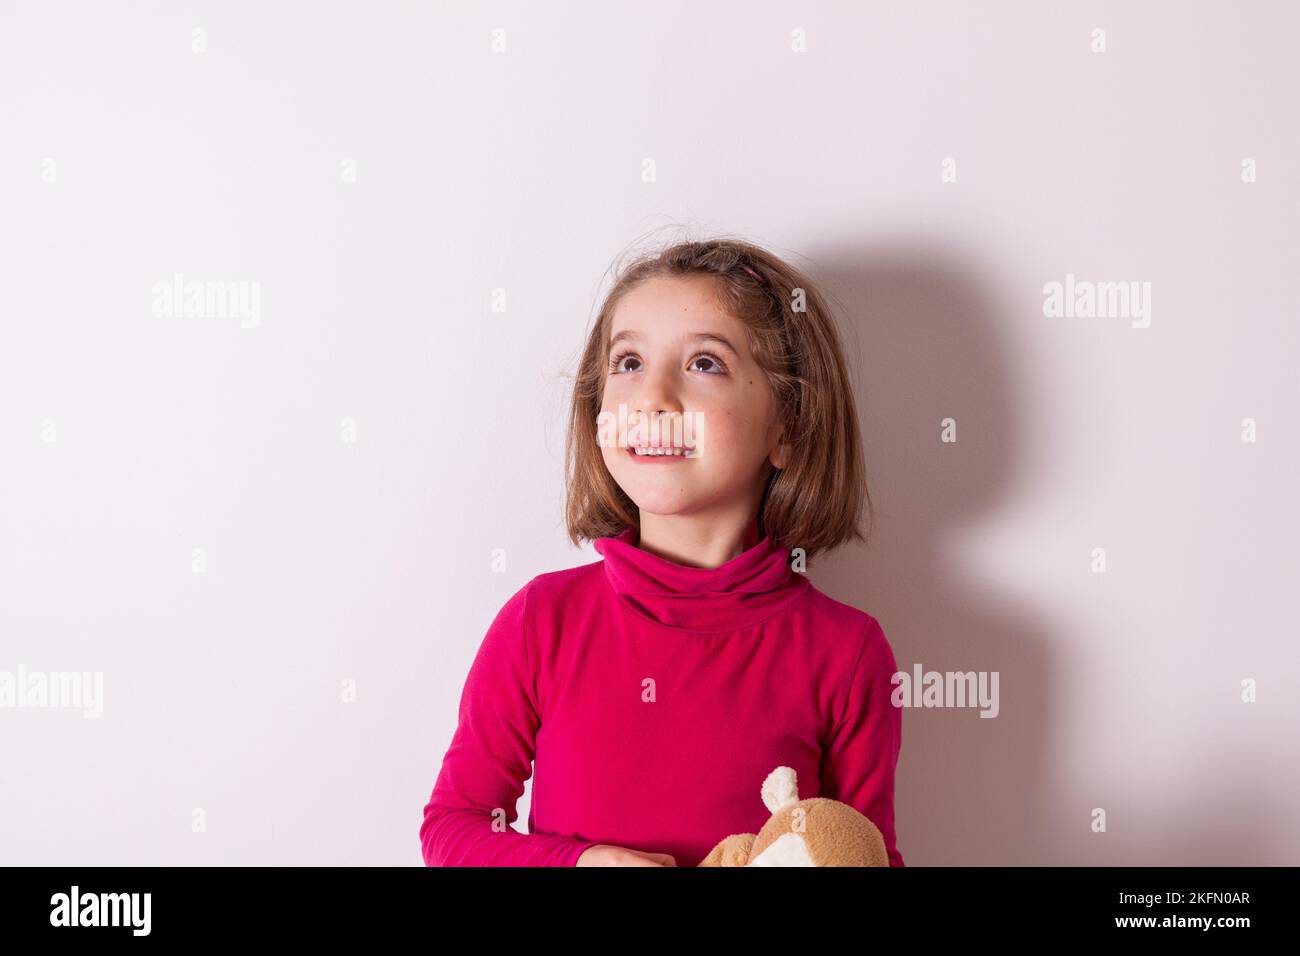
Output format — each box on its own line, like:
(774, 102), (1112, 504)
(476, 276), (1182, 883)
(419, 237), (904, 867)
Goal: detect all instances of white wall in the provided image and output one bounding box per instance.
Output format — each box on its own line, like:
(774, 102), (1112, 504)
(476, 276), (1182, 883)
(1, 0), (1296, 864)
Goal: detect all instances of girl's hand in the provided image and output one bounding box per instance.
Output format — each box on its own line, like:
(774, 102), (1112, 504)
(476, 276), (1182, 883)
(576, 844), (677, 867)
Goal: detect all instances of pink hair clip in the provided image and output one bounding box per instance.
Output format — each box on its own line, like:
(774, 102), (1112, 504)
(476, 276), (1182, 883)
(740, 264), (766, 285)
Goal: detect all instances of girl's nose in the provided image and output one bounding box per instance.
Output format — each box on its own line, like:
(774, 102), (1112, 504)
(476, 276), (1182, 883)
(633, 362), (684, 415)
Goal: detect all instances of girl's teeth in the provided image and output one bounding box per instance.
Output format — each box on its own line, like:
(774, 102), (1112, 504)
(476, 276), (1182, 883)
(635, 447), (685, 456)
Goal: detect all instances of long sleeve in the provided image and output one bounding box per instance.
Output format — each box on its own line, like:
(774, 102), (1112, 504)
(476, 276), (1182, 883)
(419, 580), (600, 866)
(819, 615), (905, 866)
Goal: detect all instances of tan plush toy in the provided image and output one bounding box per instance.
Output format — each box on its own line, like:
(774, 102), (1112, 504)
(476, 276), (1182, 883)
(697, 765), (890, 867)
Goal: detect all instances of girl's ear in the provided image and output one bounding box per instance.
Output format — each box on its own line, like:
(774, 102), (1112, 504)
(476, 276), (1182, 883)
(766, 411), (790, 470)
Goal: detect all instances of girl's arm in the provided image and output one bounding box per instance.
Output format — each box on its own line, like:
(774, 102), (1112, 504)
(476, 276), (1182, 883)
(818, 615), (906, 866)
(419, 581), (599, 866)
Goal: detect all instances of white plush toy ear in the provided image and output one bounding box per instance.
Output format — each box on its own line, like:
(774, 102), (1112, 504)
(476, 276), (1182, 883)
(760, 766), (800, 814)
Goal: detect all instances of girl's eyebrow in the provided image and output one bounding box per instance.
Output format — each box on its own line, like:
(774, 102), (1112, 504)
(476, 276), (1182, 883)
(607, 330), (741, 356)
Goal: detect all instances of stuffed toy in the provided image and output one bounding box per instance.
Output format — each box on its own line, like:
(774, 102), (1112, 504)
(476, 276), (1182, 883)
(697, 765), (890, 866)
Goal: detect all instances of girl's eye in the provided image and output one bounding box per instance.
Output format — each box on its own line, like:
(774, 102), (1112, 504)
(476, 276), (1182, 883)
(607, 349), (728, 375)
(689, 353), (727, 374)
(608, 349), (641, 373)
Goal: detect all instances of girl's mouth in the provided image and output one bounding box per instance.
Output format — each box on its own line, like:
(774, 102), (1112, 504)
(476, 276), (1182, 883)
(626, 445), (695, 462)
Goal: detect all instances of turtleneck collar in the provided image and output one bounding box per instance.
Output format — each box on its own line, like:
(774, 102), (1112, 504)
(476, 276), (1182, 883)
(592, 526), (812, 632)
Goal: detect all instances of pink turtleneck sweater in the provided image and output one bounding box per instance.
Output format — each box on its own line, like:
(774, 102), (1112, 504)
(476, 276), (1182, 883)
(419, 528), (904, 867)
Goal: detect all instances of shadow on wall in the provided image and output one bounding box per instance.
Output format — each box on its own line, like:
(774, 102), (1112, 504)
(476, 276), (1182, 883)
(803, 245), (1287, 866)
(806, 245), (1056, 864)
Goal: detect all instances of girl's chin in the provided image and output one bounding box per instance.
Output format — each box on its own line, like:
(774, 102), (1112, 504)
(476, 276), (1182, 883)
(624, 491), (708, 516)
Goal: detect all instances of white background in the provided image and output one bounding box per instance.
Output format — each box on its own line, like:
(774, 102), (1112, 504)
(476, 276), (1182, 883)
(1, 1), (1296, 864)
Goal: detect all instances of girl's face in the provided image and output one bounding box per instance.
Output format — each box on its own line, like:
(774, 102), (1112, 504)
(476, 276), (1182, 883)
(598, 274), (788, 520)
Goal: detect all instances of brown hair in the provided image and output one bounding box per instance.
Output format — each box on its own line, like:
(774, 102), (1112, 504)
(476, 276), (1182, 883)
(563, 235), (872, 563)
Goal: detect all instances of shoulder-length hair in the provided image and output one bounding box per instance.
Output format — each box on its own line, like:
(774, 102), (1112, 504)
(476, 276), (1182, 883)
(564, 235), (872, 564)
